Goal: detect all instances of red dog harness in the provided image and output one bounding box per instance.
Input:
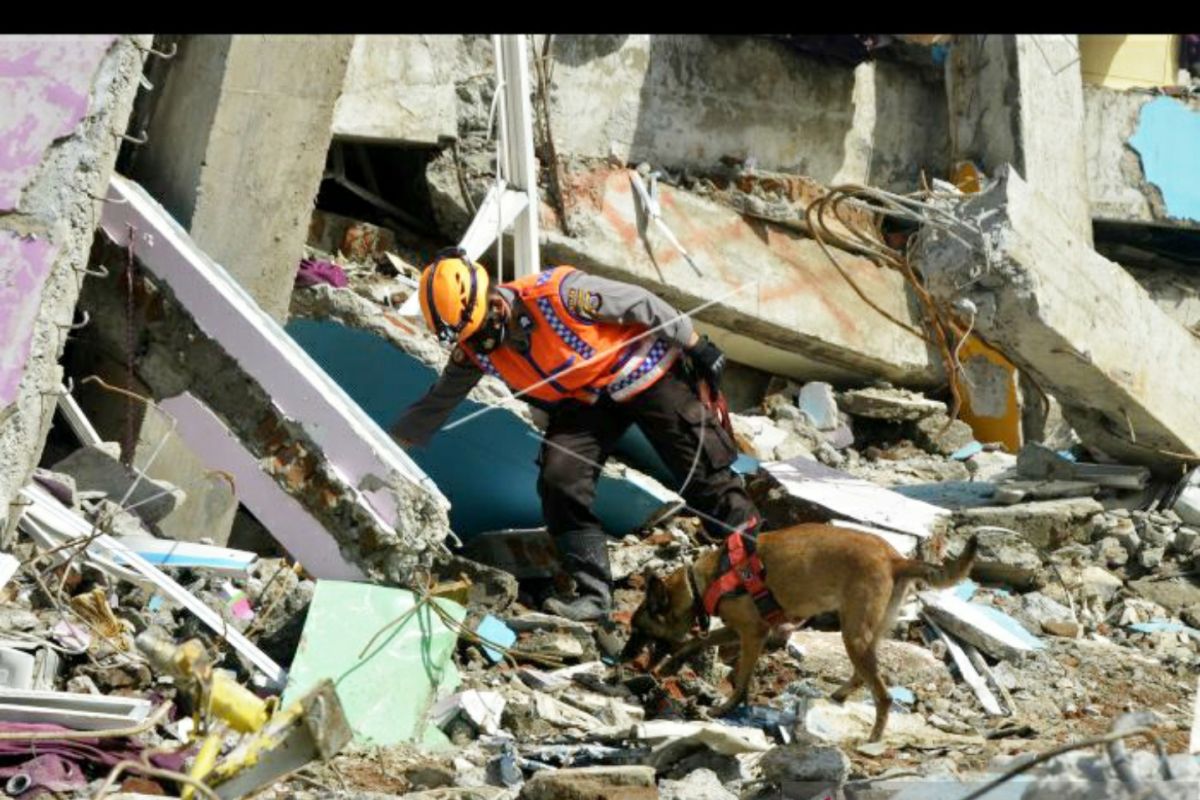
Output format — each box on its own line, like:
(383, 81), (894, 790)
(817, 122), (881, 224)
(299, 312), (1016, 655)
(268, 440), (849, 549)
(702, 523), (786, 626)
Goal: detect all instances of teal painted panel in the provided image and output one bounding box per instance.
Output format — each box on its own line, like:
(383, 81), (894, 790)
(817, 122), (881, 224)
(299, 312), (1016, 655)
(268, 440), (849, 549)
(1129, 97), (1200, 223)
(285, 319), (676, 540)
(282, 580), (465, 747)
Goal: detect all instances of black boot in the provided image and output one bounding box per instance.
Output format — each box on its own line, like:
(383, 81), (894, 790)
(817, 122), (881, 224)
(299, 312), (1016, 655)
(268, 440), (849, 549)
(544, 530), (613, 622)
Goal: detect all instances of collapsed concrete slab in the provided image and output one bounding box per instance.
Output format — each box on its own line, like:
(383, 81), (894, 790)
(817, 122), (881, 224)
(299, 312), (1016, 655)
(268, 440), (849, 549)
(288, 285), (683, 540)
(429, 161), (938, 386)
(0, 36), (147, 546)
(913, 167), (1200, 471)
(91, 175), (449, 584)
(160, 392), (366, 581)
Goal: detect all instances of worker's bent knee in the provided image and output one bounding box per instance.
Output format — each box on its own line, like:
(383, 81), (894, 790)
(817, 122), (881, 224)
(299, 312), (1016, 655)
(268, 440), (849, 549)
(538, 448), (594, 496)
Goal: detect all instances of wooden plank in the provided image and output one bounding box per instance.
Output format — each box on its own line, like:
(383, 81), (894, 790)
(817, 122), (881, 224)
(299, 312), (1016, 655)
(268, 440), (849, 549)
(923, 614), (1004, 716)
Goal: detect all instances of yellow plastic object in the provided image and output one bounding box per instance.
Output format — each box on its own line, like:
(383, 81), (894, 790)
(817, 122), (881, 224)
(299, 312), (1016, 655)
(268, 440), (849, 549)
(955, 336), (1022, 454)
(952, 162), (984, 195)
(183, 732), (223, 800)
(209, 671), (271, 734)
(1080, 35), (1182, 90)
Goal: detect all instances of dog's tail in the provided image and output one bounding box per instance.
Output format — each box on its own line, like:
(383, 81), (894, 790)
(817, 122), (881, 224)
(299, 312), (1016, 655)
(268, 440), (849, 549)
(893, 534), (978, 588)
(874, 535), (978, 650)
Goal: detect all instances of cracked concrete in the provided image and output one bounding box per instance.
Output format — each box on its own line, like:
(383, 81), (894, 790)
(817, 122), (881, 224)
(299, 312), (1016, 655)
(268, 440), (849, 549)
(0, 36), (148, 547)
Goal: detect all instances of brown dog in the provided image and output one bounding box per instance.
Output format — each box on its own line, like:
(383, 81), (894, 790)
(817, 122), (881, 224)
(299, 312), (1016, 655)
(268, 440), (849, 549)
(624, 524), (977, 742)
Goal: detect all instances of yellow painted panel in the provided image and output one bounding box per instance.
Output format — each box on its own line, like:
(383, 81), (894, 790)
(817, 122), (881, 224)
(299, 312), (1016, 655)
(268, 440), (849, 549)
(956, 336), (1022, 453)
(1080, 35), (1181, 90)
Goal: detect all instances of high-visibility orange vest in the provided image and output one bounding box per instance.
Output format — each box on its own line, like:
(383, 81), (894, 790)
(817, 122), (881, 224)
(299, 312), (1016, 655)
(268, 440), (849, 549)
(460, 266), (680, 404)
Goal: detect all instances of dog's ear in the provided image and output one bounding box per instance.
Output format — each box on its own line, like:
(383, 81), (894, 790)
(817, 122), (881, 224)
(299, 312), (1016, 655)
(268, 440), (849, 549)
(647, 574), (670, 614)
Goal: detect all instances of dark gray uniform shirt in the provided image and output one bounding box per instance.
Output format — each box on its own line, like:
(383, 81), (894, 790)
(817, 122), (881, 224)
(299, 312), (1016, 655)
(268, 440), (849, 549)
(391, 270), (694, 445)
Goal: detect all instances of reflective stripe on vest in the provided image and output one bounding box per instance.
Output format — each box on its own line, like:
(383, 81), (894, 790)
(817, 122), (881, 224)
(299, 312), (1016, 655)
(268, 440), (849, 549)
(461, 266), (679, 404)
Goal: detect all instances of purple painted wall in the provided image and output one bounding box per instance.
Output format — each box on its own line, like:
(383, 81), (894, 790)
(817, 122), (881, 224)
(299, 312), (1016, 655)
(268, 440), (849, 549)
(0, 36), (117, 212)
(0, 35), (116, 407)
(0, 232), (58, 407)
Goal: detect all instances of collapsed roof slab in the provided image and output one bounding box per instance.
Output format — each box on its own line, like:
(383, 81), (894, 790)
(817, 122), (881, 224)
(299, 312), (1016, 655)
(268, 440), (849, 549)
(98, 175), (450, 583)
(288, 286), (683, 541)
(538, 165), (940, 387)
(912, 166), (1200, 472)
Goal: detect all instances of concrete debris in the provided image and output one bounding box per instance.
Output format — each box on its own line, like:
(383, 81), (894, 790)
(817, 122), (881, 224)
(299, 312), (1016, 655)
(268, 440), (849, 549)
(51, 446), (185, 525)
(954, 497), (1105, 549)
(798, 381), (840, 431)
(1017, 443), (1151, 489)
(762, 455), (947, 539)
(758, 743), (850, 788)
(519, 766), (657, 800)
(837, 385), (948, 421)
(920, 588), (1045, 661)
(914, 166), (1200, 470)
(657, 767), (737, 800)
(950, 527), (1045, 589)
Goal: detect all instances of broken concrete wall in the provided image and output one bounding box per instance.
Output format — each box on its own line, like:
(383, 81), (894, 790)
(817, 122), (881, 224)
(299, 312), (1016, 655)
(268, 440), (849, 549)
(76, 226), (448, 585)
(1084, 85), (1200, 227)
(947, 35), (1092, 244)
(429, 159), (939, 386)
(913, 167), (1200, 470)
(0, 36), (148, 546)
(544, 35), (947, 191)
(126, 35), (354, 321)
(331, 35), (946, 189)
(334, 35), (463, 145)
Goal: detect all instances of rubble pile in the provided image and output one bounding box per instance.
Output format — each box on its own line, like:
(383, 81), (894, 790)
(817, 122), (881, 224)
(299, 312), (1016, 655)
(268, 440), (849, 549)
(5, 35), (1200, 796)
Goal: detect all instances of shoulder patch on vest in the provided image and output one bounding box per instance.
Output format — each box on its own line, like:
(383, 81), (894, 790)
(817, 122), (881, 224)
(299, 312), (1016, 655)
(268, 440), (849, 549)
(565, 286), (603, 320)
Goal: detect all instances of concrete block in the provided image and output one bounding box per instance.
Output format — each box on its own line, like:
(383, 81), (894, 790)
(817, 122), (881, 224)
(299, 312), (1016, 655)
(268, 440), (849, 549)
(282, 580), (466, 747)
(520, 766), (656, 800)
(51, 446), (184, 524)
(132, 402), (237, 546)
(537, 165), (936, 385)
(947, 35), (1091, 243)
(334, 35), (459, 144)
(129, 35), (353, 321)
(954, 497), (1104, 550)
(837, 386), (946, 421)
(914, 167), (1200, 470)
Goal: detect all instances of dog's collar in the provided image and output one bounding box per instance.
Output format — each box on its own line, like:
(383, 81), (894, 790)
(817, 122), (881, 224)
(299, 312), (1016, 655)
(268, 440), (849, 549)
(687, 562), (711, 634)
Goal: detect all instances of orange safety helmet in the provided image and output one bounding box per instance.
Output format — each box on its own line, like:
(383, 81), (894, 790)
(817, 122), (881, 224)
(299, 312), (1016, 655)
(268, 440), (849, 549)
(418, 249), (491, 346)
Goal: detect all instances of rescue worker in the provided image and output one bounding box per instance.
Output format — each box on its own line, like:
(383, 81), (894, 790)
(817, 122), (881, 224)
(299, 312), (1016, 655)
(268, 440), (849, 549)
(392, 248), (760, 621)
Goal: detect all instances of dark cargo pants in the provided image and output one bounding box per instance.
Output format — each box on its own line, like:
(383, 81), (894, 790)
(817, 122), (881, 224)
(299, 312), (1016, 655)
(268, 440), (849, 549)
(537, 366), (760, 597)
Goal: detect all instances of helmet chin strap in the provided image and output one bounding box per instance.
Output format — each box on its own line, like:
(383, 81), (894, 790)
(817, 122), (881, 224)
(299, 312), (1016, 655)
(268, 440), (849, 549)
(471, 295), (511, 353)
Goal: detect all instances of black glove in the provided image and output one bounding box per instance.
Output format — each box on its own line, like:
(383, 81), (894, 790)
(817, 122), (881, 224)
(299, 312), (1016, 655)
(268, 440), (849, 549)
(688, 335), (726, 386)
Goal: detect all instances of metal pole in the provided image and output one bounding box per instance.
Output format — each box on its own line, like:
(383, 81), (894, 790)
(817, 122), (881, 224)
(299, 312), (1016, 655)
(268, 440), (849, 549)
(496, 34), (540, 278)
